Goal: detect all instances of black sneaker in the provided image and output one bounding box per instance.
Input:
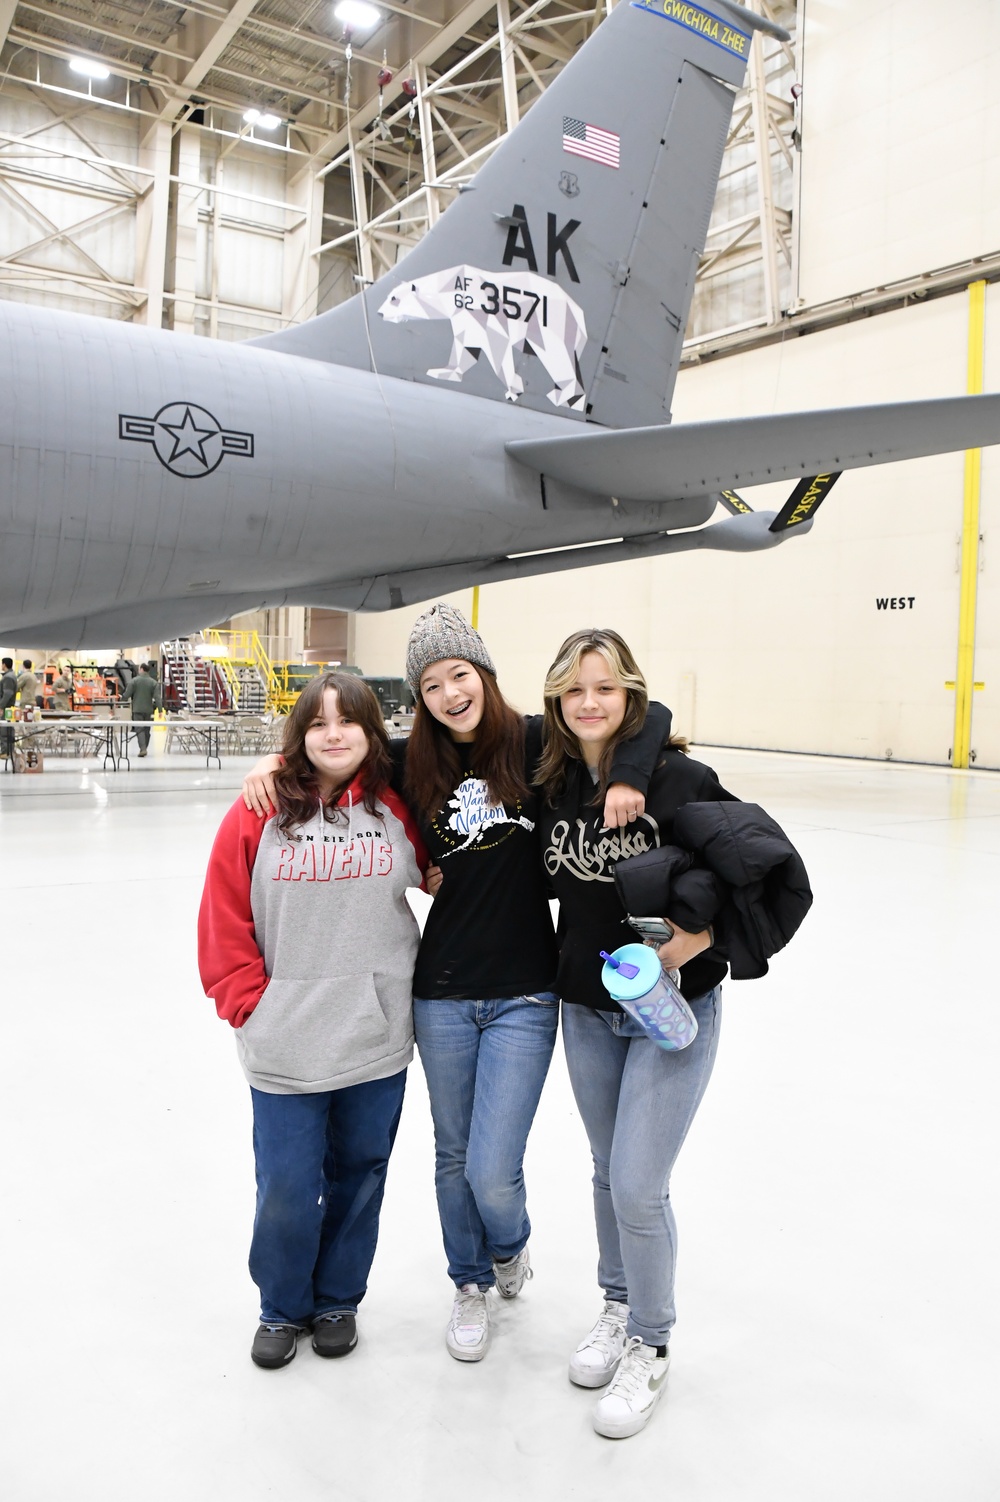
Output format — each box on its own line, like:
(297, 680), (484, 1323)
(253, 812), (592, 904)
(311, 1312), (358, 1359)
(251, 1322), (303, 1369)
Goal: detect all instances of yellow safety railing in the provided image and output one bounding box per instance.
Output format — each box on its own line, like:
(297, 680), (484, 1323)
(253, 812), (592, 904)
(203, 629), (284, 714)
(272, 662), (327, 713)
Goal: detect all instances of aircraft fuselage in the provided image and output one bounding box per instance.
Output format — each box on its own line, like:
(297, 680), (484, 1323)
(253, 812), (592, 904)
(0, 301), (707, 645)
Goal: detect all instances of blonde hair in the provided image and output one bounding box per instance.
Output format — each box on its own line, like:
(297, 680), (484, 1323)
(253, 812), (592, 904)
(537, 629), (650, 801)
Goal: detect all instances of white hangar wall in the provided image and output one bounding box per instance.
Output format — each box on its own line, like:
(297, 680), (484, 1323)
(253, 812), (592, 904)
(798, 0), (1000, 306)
(355, 0), (1000, 769)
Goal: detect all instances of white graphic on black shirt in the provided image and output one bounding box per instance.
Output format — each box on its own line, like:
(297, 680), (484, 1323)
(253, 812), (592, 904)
(437, 775), (534, 857)
(544, 814), (660, 882)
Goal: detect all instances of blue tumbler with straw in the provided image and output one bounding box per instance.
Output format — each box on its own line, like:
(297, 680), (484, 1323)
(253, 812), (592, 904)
(599, 944), (699, 1051)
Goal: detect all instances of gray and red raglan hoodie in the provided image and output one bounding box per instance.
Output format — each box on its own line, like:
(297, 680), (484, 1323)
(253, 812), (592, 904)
(198, 778), (428, 1095)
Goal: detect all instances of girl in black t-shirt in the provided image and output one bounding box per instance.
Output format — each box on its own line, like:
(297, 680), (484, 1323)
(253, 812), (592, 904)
(402, 603), (667, 1363)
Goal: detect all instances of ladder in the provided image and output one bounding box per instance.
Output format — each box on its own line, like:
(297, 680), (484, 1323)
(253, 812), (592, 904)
(201, 630), (281, 714)
(161, 639), (232, 712)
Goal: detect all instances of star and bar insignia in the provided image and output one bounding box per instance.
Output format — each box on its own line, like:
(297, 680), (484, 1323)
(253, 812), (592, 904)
(119, 402), (254, 478)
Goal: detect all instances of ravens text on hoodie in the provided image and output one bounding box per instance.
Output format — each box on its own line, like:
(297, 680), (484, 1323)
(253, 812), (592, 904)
(198, 779), (428, 1094)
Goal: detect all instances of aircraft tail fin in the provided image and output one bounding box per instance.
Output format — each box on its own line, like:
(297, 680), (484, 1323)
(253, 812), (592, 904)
(251, 0), (785, 427)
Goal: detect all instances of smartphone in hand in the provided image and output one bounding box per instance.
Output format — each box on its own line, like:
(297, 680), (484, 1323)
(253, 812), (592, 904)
(626, 915), (675, 947)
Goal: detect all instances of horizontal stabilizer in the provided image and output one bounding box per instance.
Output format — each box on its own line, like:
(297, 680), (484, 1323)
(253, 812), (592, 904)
(506, 393), (1000, 499)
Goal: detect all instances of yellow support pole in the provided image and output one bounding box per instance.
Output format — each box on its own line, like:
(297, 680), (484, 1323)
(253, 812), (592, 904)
(471, 585), (480, 631)
(952, 280), (987, 769)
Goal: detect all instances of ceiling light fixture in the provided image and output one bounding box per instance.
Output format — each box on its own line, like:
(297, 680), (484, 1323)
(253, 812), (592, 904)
(69, 57), (111, 81)
(243, 108), (282, 130)
(334, 1), (382, 31)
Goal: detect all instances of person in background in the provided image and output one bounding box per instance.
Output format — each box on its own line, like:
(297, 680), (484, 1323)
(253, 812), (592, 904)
(1, 657), (16, 712)
(17, 659), (39, 708)
(199, 673), (428, 1369)
(538, 628), (737, 1441)
(113, 651), (135, 697)
(123, 663), (162, 757)
(1, 657), (17, 760)
(50, 668), (73, 712)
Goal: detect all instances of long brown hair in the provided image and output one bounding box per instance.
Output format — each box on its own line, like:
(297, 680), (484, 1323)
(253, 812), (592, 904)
(403, 663), (530, 821)
(537, 628), (661, 802)
(273, 672), (391, 835)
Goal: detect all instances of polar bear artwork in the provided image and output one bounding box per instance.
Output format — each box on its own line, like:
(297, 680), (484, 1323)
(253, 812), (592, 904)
(378, 265), (587, 408)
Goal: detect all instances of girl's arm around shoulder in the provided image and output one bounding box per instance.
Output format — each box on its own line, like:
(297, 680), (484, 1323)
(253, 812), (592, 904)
(607, 699), (673, 798)
(242, 754), (282, 816)
(198, 799), (271, 1028)
(388, 736), (409, 796)
(601, 701), (674, 829)
(381, 786), (430, 890)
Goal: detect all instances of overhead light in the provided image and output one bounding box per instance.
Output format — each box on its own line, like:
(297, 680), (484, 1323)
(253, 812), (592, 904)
(69, 57), (111, 81)
(243, 108), (282, 130)
(334, 1), (382, 31)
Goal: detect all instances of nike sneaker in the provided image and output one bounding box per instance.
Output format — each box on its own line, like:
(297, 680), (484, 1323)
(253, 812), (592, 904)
(593, 1337), (671, 1438)
(568, 1300), (629, 1387)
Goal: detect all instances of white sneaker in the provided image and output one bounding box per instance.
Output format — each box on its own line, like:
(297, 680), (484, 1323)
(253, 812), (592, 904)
(568, 1300), (629, 1388)
(446, 1284), (492, 1362)
(493, 1246), (532, 1299)
(593, 1337), (671, 1439)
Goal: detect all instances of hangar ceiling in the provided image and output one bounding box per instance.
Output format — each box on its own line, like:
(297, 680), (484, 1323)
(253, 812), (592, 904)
(0, 0), (798, 347)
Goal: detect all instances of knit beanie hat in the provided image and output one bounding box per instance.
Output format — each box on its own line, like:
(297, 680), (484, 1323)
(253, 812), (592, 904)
(405, 602), (497, 693)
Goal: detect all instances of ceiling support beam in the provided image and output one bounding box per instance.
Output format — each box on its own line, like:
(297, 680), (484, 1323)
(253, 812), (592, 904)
(0, 0), (17, 51)
(301, 0), (502, 184)
(170, 126), (202, 332)
(497, 0), (521, 131)
(281, 157), (325, 327)
(149, 0), (260, 132)
(135, 120), (172, 327)
(414, 62), (440, 228)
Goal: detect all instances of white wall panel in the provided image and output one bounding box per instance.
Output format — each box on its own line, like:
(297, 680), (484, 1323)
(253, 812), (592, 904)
(215, 155), (286, 232)
(799, 0), (1000, 303)
(216, 226), (283, 311)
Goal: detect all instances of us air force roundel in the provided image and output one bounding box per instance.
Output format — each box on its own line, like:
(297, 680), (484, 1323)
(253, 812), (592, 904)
(118, 402), (254, 478)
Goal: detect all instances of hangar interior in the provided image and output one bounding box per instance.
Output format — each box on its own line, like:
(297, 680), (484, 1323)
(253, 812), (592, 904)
(1, 4), (998, 1500)
(1, 0), (996, 766)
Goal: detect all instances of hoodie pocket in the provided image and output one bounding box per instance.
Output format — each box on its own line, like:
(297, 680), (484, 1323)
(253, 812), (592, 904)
(238, 974), (392, 1086)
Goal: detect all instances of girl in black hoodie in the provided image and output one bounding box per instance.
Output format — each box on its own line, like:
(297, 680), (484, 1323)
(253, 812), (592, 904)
(537, 627), (737, 1441)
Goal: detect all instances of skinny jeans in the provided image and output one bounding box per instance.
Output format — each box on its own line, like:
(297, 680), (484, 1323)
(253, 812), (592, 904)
(561, 988), (721, 1347)
(413, 994), (558, 1288)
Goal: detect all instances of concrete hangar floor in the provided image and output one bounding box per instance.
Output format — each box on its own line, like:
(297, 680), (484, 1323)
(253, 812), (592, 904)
(1, 747), (996, 1502)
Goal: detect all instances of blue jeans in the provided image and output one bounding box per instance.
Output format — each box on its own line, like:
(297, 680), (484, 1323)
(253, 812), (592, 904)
(413, 995), (559, 1287)
(248, 1070), (406, 1326)
(561, 989), (721, 1347)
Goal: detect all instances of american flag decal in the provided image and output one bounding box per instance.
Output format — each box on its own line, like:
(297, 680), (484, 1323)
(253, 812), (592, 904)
(562, 116), (620, 169)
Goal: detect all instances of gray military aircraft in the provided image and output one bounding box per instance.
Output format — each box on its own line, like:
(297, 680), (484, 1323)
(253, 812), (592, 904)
(1, 0), (997, 647)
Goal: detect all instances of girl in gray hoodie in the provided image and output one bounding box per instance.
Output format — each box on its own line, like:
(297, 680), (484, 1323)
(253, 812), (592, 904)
(199, 672), (427, 1369)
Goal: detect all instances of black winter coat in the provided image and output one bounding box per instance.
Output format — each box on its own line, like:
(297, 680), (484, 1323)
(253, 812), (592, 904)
(613, 801), (812, 981)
